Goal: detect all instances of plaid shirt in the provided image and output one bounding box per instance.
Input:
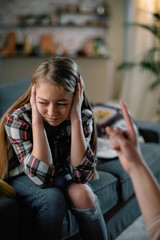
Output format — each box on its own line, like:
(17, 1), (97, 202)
(5, 105), (97, 186)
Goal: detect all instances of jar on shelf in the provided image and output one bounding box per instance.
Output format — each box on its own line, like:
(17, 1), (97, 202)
(24, 36), (32, 55)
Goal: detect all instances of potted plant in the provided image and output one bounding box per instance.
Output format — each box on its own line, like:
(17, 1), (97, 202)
(117, 12), (160, 117)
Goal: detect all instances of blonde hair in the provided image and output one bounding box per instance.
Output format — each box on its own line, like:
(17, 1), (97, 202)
(0, 57), (97, 180)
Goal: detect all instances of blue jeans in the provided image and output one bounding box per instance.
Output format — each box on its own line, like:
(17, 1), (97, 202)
(8, 174), (108, 240)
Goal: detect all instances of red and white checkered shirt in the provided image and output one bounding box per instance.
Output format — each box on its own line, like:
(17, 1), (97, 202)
(5, 105), (97, 186)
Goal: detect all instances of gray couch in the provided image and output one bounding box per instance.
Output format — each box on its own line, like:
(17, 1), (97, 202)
(1, 78), (160, 240)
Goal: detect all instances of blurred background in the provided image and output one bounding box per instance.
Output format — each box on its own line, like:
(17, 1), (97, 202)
(0, 0), (160, 121)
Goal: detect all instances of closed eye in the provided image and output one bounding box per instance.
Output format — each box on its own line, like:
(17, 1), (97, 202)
(57, 103), (68, 106)
(39, 102), (48, 105)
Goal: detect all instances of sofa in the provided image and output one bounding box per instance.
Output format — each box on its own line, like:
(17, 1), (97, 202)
(0, 78), (160, 240)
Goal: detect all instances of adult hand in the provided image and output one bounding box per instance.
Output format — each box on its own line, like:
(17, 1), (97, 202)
(69, 75), (84, 121)
(106, 100), (141, 174)
(30, 85), (43, 125)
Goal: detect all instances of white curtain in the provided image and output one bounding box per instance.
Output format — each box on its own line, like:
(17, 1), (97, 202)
(120, 0), (160, 121)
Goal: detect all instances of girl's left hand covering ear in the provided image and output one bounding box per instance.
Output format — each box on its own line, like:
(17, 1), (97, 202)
(69, 74), (84, 119)
(78, 74), (85, 100)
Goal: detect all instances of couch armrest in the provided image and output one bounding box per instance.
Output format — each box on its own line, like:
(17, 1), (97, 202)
(136, 120), (160, 143)
(0, 77), (31, 116)
(0, 197), (18, 237)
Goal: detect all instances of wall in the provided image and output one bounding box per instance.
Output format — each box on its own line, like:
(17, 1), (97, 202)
(120, 0), (160, 121)
(107, 0), (125, 99)
(0, 57), (114, 102)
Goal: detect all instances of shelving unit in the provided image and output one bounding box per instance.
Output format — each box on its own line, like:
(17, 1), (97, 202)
(0, 2), (110, 58)
(0, 0), (115, 102)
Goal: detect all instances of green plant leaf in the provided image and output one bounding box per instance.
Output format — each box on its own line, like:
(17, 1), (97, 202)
(144, 47), (160, 59)
(117, 62), (136, 70)
(140, 61), (160, 75)
(126, 23), (160, 40)
(153, 13), (160, 21)
(118, 12), (160, 94)
(149, 77), (160, 91)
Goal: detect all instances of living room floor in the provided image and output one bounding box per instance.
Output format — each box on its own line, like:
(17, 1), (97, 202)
(115, 215), (149, 240)
(71, 215), (149, 240)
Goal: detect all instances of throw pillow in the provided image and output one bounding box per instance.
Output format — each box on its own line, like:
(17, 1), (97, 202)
(0, 179), (16, 198)
(91, 102), (143, 159)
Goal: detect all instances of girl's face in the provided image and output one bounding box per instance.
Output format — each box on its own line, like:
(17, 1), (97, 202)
(36, 81), (73, 126)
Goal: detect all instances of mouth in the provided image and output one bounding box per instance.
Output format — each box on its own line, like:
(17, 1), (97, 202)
(47, 117), (60, 122)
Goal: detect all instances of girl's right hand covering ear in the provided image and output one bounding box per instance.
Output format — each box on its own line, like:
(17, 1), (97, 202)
(30, 85), (43, 125)
(69, 75), (85, 121)
(30, 85), (36, 106)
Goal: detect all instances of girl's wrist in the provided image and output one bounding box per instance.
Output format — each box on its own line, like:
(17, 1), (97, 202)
(31, 109), (44, 126)
(70, 111), (81, 122)
(32, 117), (44, 127)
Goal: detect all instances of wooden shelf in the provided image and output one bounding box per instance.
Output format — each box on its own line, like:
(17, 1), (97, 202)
(0, 24), (108, 29)
(0, 55), (110, 60)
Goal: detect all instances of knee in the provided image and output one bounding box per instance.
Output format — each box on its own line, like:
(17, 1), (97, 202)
(68, 184), (95, 209)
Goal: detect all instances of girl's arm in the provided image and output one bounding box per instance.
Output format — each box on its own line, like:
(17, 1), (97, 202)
(70, 114), (87, 167)
(68, 77), (97, 183)
(69, 76), (87, 167)
(31, 85), (53, 168)
(5, 105), (55, 186)
(6, 85), (55, 186)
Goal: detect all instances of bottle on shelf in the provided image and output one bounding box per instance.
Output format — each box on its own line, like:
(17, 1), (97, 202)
(24, 35), (32, 55)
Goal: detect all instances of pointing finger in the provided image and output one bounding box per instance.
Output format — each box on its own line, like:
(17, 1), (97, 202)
(120, 100), (134, 133)
(120, 100), (137, 144)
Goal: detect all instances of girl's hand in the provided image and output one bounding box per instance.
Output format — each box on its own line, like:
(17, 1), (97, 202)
(69, 75), (84, 121)
(30, 85), (43, 125)
(106, 100), (141, 174)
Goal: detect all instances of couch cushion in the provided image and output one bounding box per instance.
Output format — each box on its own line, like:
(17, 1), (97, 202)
(0, 78), (31, 116)
(136, 120), (160, 143)
(97, 159), (133, 201)
(89, 171), (118, 214)
(0, 197), (18, 237)
(140, 143), (160, 176)
(97, 142), (160, 202)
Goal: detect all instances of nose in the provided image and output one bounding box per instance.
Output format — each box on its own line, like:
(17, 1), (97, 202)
(47, 104), (58, 117)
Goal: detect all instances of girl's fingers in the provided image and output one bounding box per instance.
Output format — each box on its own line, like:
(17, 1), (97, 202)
(30, 85), (36, 105)
(79, 74), (83, 84)
(78, 75), (85, 93)
(31, 85), (35, 97)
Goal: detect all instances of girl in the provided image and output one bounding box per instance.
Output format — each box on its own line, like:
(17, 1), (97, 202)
(0, 57), (108, 240)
